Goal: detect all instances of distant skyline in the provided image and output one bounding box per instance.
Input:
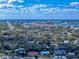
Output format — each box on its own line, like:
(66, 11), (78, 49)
(0, 0), (79, 19)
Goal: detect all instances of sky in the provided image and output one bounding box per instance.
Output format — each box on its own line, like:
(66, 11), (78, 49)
(0, 0), (79, 19)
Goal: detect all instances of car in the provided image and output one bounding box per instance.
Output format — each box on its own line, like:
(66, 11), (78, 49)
(54, 50), (66, 56)
(14, 48), (27, 57)
(53, 56), (67, 59)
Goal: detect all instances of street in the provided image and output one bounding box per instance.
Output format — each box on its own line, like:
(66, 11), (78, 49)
(0, 56), (52, 59)
(0, 56), (79, 59)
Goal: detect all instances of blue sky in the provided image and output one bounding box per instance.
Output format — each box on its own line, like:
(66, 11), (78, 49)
(0, 0), (79, 19)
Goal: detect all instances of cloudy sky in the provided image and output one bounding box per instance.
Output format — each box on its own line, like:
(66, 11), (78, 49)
(0, 0), (79, 19)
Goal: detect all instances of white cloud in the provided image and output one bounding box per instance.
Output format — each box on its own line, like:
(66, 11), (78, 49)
(10, 4), (79, 13)
(0, 0), (24, 3)
(7, 0), (24, 3)
(70, 2), (79, 6)
(8, 0), (16, 3)
(27, 4), (79, 13)
(40, 7), (61, 13)
(0, 4), (5, 8)
(0, 0), (24, 8)
(25, 4), (48, 13)
(62, 8), (79, 11)
(0, 3), (18, 8)
(0, 0), (7, 2)
(28, 4), (47, 9)
(17, 0), (24, 3)
(0, 4), (79, 15)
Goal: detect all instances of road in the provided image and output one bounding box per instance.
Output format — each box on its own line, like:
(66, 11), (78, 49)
(0, 56), (52, 59)
(0, 56), (78, 59)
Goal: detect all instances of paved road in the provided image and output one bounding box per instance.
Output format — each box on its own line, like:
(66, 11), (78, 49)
(0, 56), (52, 59)
(0, 56), (78, 59)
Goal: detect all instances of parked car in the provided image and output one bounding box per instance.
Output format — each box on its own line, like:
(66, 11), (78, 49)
(14, 48), (27, 57)
(53, 56), (67, 59)
(28, 50), (39, 56)
(40, 50), (50, 55)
